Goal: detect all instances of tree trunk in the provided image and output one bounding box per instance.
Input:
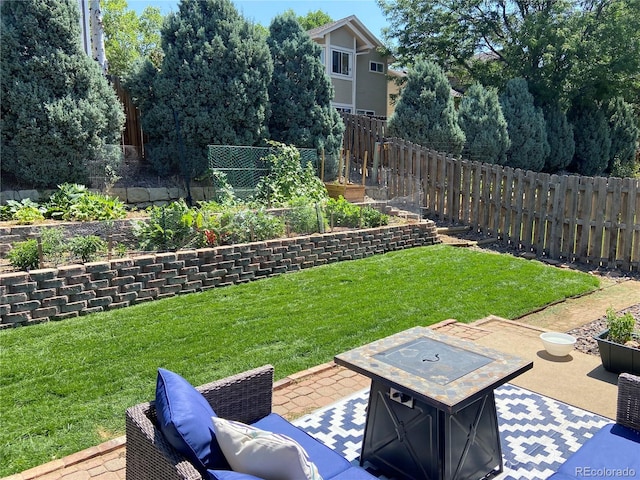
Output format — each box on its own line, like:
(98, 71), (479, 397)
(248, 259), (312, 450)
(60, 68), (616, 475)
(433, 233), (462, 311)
(89, 0), (108, 74)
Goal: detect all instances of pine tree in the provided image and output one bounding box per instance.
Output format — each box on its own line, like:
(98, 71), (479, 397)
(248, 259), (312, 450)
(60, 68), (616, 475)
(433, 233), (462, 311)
(1, 0), (124, 189)
(387, 60), (465, 155)
(458, 83), (510, 164)
(126, 0), (273, 176)
(543, 103), (574, 173)
(267, 13), (344, 163)
(606, 97), (639, 177)
(499, 78), (549, 171)
(568, 102), (611, 176)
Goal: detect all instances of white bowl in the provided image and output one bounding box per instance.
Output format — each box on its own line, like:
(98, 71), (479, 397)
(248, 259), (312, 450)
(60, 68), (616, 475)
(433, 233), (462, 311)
(540, 332), (576, 356)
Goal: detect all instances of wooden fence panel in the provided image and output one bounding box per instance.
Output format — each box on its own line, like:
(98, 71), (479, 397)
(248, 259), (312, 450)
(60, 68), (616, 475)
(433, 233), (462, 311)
(359, 122), (638, 271)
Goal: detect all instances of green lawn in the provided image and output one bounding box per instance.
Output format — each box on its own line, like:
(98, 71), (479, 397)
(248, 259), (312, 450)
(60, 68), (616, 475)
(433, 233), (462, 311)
(0, 245), (600, 476)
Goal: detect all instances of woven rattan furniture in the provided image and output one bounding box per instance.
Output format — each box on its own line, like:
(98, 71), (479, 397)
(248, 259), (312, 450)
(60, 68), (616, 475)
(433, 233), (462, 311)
(125, 364), (377, 480)
(548, 373), (640, 480)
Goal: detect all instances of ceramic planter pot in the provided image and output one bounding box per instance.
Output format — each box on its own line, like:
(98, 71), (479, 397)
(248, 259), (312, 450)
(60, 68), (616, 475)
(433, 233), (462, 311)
(594, 329), (640, 375)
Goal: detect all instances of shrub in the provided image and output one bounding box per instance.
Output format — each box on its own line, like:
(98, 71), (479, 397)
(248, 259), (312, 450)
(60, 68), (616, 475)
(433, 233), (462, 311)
(569, 102), (611, 176)
(1, 0), (124, 188)
(41, 227), (67, 266)
(458, 83), (510, 165)
(133, 200), (198, 251)
(6, 199), (45, 224)
(254, 142), (328, 206)
(219, 207), (285, 244)
(606, 97), (639, 177)
(543, 104), (574, 173)
(125, 0), (272, 177)
(66, 192), (127, 221)
(267, 13), (344, 163)
(7, 239), (39, 270)
(606, 307), (637, 344)
(326, 197), (389, 229)
(45, 183), (88, 219)
(284, 199), (325, 235)
(387, 60), (465, 155)
(499, 78), (549, 171)
(69, 235), (107, 262)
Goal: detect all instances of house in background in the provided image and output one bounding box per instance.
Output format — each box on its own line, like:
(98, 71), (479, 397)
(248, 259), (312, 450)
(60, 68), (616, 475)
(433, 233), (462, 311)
(308, 15), (393, 118)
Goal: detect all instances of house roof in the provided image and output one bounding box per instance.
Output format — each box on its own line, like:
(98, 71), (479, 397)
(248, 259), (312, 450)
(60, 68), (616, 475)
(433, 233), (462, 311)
(308, 15), (384, 53)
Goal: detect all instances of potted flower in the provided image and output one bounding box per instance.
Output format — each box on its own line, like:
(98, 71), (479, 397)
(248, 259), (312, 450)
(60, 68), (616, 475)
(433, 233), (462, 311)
(594, 307), (640, 375)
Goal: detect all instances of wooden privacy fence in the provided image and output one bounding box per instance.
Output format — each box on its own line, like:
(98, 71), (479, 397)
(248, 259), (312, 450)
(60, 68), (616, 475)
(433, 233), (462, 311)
(340, 113), (639, 271)
(382, 137), (640, 271)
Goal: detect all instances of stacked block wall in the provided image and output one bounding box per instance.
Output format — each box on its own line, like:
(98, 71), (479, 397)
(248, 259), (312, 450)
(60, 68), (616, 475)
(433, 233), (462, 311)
(0, 222), (439, 327)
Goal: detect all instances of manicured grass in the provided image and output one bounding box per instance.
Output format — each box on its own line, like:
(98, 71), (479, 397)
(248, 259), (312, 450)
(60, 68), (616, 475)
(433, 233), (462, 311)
(0, 245), (600, 476)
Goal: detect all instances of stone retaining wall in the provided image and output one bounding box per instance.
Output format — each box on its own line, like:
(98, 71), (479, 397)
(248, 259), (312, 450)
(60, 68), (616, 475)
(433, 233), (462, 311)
(0, 221), (439, 327)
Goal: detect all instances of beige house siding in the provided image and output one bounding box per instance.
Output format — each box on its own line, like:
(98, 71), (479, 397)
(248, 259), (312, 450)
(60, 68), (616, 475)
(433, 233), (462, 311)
(308, 15), (391, 117)
(356, 50), (388, 116)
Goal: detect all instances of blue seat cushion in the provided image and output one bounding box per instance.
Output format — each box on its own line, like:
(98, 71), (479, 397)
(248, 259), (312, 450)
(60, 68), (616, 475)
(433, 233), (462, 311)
(155, 368), (228, 471)
(552, 423), (640, 479)
(329, 466), (379, 479)
(207, 471), (263, 480)
(252, 413), (352, 479)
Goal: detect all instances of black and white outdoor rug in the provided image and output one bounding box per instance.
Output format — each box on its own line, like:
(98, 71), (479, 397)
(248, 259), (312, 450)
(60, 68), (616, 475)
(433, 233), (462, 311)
(292, 383), (611, 480)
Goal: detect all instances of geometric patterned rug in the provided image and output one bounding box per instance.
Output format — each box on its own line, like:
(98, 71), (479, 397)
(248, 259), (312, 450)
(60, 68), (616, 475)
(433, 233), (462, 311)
(292, 384), (611, 479)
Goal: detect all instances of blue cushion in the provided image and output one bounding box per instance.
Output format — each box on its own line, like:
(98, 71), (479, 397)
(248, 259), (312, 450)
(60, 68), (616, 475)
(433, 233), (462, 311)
(553, 423), (640, 479)
(155, 368), (228, 471)
(207, 470), (263, 480)
(329, 466), (379, 479)
(252, 413), (351, 479)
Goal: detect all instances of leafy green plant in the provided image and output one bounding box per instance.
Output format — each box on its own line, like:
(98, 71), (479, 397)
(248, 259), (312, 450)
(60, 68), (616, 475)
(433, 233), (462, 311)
(198, 169), (236, 205)
(284, 199), (325, 235)
(606, 307), (638, 344)
(254, 142), (328, 206)
(70, 235), (107, 262)
(45, 183), (88, 219)
(6, 199), (45, 224)
(361, 206), (389, 228)
(66, 192), (127, 221)
(41, 227), (67, 266)
(0, 205), (12, 221)
(325, 197), (389, 229)
(219, 207), (285, 244)
(7, 239), (39, 270)
(133, 200), (199, 251)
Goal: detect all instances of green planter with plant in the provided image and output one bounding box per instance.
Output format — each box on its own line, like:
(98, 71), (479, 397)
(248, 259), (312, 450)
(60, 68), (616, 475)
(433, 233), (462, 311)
(594, 307), (640, 375)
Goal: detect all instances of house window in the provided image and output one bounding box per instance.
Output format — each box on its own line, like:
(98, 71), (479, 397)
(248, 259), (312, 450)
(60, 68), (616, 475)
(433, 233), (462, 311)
(332, 50), (352, 76)
(319, 48), (325, 66)
(370, 61), (384, 73)
(356, 109), (376, 116)
(334, 105), (352, 113)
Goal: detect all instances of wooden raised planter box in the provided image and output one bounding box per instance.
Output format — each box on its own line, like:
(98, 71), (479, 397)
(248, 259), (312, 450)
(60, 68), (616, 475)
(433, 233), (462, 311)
(594, 329), (640, 375)
(324, 183), (365, 202)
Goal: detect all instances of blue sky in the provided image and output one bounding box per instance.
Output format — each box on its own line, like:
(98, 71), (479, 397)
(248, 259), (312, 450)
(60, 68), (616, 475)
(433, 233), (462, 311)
(127, 0), (389, 41)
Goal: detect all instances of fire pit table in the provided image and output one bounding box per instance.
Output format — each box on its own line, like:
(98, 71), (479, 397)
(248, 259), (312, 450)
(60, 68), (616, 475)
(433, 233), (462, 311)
(334, 326), (533, 480)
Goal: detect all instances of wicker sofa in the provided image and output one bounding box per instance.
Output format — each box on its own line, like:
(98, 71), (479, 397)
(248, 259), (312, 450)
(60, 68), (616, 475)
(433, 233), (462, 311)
(547, 373), (640, 480)
(125, 364), (377, 480)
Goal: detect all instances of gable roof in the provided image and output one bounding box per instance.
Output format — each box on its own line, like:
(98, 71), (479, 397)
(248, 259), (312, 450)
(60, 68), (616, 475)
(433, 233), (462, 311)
(307, 15), (384, 52)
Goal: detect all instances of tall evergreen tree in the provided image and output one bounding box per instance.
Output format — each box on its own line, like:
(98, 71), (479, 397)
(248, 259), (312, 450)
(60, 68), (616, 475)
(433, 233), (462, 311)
(126, 0), (273, 176)
(606, 97), (639, 177)
(543, 103), (574, 173)
(458, 83), (510, 164)
(568, 102), (611, 176)
(387, 60), (465, 154)
(499, 78), (549, 171)
(1, 0), (124, 189)
(267, 13), (344, 164)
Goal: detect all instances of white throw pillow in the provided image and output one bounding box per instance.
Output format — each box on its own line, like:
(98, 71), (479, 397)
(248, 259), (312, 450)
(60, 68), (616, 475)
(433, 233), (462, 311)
(211, 417), (323, 480)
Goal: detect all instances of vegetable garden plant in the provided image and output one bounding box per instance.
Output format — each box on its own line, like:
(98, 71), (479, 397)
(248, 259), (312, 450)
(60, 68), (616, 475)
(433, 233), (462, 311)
(2, 144), (392, 270)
